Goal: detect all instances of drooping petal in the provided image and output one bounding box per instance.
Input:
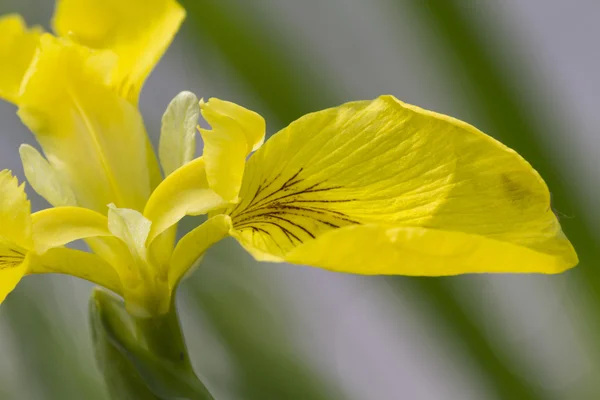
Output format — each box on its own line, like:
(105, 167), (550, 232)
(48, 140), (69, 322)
(0, 14), (42, 104)
(31, 206), (111, 254)
(17, 36), (152, 213)
(199, 98), (266, 202)
(0, 170), (32, 250)
(52, 0), (185, 103)
(169, 215), (231, 289)
(159, 91), (199, 176)
(30, 247), (122, 295)
(19, 144), (77, 207)
(228, 95), (577, 274)
(144, 157), (226, 243)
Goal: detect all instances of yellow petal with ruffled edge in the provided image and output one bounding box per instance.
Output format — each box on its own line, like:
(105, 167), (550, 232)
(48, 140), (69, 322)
(0, 170), (32, 250)
(18, 35), (152, 213)
(169, 215), (231, 289)
(144, 157), (226, 243)
(31, 207), (111, 254)
(19, 144), (77, 207)
(52, 0), (185, 104)
(0, 14), (42, 104)
(199, 98), (266, 202)
(227, 95), (577, 274)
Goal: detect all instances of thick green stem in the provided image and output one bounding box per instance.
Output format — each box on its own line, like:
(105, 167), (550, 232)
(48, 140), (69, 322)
(90, 288), (215, 400)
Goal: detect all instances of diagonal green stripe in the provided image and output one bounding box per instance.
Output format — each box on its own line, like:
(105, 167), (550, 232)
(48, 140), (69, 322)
(179, 0), (339, 127)
(2, 287), (108, 400)
(411, 0), (600, 352)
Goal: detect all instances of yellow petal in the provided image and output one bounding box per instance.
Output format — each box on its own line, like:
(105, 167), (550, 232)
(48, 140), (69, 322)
(199, 98), (266, 202)
(0, 14), (42, 104)
(280, 224), (575, 275)
(0, 244), (29, 304)
(19, 144), (77, 207)
(0, 170), (32, 250)
(228, 95), (577, 274)
(52, 0), (185, 103)
(169, 215), (231, 289)
(144, 157), (226, 243)
(31, 206), (111, 254)
(30, 247), (122, 295)
(107, 204), (151, 262)
(18, 36), (152, 213)
(159, 91), (199, 176)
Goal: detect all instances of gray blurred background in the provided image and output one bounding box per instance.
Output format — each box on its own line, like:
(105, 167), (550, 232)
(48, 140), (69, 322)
(0, 1), (598, 399)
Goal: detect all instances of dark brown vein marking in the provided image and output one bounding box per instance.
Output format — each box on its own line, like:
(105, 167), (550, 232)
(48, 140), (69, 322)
(231, 167), (360, 246)
(235, 220), (303, 245)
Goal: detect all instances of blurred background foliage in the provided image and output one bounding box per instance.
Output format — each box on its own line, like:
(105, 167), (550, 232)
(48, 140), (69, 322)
(0, 0), (598, 399)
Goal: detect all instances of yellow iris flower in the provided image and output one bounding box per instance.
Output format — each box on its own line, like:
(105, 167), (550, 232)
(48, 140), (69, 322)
(0, 0), (577, 317)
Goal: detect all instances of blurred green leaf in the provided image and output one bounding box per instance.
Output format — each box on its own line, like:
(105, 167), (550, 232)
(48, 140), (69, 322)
(178, 0), (339, 128)
(2, 286), (107, 400)
(400, 279), (542, 398)
(410, 0), (600, 349)
(185, 242), (342, 400)
(410, 0), (599, 283)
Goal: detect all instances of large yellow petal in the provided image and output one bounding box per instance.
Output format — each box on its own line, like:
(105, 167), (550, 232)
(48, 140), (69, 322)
(19, 144), (77, 207)
(18, 36), (152, 213)
(30, 248), (122, 295)
(228, 95), (577, 274)
(52, 0), (185, 104)
(31, 207), (111, 254)
(169, 215), (231, 289)
(199, 98), (266, 202)
(144, 157), (226, 243)
(0, 170), (32, 250)
(0, 14), (42, 104)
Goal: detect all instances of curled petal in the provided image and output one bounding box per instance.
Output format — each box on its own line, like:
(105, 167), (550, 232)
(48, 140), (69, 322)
(228, 95), (577, 274)
(199, 98), (266, 202)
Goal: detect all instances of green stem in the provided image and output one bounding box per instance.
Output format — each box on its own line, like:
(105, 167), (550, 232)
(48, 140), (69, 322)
(90, 288), (214, 400)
